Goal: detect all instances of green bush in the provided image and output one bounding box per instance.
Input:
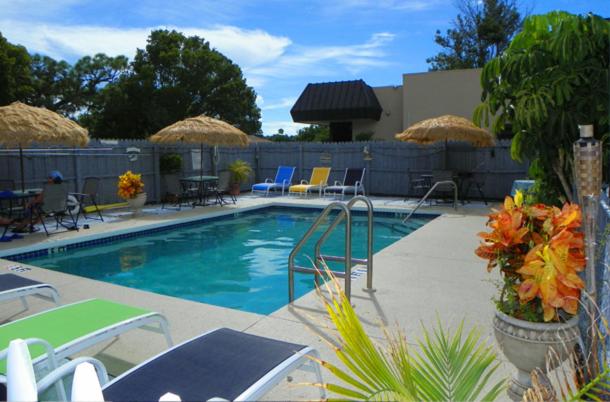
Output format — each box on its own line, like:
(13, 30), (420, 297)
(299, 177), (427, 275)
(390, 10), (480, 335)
(160, 153), (182, 174)
(354, 131), (374, 141)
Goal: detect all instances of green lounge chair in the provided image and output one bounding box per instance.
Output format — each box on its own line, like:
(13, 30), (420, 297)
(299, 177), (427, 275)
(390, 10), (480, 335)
(0, 298), (172, 385)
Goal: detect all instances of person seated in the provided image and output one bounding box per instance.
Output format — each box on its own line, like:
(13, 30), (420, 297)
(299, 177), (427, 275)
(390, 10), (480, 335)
(12, 171), (64, 233)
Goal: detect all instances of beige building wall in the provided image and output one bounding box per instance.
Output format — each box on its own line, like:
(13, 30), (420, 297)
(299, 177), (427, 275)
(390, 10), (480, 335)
(402, 68), (482, 128)
(352, 85), (403, 141)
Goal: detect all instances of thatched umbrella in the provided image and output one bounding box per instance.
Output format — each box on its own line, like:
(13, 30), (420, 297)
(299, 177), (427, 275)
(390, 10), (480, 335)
(247, 135), (271, 143)
(149, 115), (248, 176)
(395, 114), (494, 168)
(0, 101), (89, 191)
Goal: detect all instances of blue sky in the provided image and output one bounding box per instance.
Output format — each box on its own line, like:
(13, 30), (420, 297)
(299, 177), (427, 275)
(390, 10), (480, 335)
(1, 0), (609, 135)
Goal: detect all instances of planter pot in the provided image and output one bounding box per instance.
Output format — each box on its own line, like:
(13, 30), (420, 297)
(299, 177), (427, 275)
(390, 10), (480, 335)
(229, 183), (241, 196)
(127, 192), (147, 215)
(493, 311), (580, 401)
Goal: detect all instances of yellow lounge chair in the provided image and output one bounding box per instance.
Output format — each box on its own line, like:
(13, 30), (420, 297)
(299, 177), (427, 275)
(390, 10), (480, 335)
(289, 167), (330, 197)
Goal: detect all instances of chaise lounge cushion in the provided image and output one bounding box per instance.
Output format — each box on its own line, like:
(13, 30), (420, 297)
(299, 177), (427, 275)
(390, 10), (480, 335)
(103, 328), (306, 401)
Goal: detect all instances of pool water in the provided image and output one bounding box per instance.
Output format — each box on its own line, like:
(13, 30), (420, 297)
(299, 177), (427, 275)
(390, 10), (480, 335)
(25, 207), (435, 314)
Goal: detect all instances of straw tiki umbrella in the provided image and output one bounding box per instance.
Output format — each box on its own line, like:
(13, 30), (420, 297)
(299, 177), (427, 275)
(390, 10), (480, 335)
(0, 102), (89, 191)
(149, 115), (248, 176)
(395, 114), (495, 168)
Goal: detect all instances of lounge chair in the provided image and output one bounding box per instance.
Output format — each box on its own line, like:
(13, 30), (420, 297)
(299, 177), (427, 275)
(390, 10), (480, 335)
(8, 328), (324, 401)
(0, 298), (172, 386)
(34, 183), (78, 235)
(251, 166), (295, 196)
(0, 274), (59, 310)
(324, 168), (366, 199)
(289, 167), (330, 197)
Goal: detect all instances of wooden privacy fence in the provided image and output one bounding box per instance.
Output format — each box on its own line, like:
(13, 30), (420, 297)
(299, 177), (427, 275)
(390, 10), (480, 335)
(0, 139), (527, 205)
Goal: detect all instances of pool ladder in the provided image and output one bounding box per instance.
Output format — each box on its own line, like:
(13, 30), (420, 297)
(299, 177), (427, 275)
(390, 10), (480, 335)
(288, 195), (375, 303)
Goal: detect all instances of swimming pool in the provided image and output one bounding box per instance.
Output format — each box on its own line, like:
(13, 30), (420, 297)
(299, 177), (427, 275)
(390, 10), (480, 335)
(16, 206), (435, 314)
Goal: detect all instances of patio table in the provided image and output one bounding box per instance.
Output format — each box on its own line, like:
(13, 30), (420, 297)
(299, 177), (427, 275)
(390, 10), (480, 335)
(0, 188), (42, 217)
(180, 176), (219, 206)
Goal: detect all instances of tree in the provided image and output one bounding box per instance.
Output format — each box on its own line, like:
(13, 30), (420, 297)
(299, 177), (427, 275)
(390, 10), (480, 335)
(474, 12), (610, 203)
(86, 30), (261, 138)
(27, 54), (80, 115)
(294, 124), (329, 142)
(0, 32), (32, 105)
(24, 53), (127, 119)
(427, 0), (522, 70)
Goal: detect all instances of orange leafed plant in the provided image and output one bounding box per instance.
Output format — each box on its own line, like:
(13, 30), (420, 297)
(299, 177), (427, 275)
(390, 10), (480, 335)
(117, 171), (144, 200)
(475, 191), (585, 322)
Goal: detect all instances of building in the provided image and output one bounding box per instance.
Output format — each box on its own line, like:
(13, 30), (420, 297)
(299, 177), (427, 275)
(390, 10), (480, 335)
(290, 68), (484, 141)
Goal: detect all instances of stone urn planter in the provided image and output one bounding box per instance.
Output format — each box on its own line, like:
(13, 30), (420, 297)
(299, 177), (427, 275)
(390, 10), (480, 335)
(493, 311), (580, 401)
(127, 192), (147, 215)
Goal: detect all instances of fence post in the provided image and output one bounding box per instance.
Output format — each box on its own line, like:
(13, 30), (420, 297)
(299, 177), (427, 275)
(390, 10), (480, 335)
(152, 144), (160, 203)
(299, 144), (304, 180)
(254, 144), (260, 183)
(72, 148), (80, 193)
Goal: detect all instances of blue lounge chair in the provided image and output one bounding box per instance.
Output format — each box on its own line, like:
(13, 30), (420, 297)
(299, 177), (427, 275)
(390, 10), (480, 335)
(251, 166), (295, 196)
(8, 328), (324, 401)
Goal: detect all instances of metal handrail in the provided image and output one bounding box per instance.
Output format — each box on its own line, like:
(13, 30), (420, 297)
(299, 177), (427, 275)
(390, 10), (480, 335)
(402, 180), (457, 224)
(314, 196), (375, 297)
(288, 196), (375, 303)
(288, 202), (350, 302)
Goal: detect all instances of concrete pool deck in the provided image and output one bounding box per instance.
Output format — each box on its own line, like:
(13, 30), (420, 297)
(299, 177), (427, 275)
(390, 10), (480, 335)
(0, 195), (511, 400)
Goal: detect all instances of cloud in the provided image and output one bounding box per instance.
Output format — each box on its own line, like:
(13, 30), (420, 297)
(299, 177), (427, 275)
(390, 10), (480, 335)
(324, 0), (443, 12)
(262, 97), (297, 111)
(247, 32), (395, 81)
(0, 20), (291, 69)
(0, 20), (394, 88)
(261, 120), (308, 136)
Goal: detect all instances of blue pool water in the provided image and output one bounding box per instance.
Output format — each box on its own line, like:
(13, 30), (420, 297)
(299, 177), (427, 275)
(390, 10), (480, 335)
(23, 207), (435, 314)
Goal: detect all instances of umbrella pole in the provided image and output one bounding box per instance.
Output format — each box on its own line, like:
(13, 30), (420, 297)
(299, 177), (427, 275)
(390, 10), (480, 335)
(200, 143), (204, 179)
(444, 139), (448, 170)
(19, 145), (25, 192)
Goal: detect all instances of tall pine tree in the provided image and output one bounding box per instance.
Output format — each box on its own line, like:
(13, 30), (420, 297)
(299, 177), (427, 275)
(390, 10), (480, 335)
(427, 0), (522, 71)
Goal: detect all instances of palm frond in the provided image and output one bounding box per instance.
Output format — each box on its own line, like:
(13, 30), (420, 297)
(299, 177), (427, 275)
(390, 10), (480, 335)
(312, 266), (505, 401)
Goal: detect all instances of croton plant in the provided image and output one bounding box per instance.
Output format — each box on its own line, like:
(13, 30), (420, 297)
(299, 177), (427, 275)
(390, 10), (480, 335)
(476, 191), (585, 322)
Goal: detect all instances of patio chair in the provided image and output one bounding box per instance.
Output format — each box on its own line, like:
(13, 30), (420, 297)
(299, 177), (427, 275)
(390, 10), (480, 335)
(0, 298), (173, 388)
(324, 168), (366, 199)
(251, 166), (295, 196)
(161, 175), (196, 210)
(35, 183), (78, 235)
(0, 274), (59, 310)
(8, 328), (324, 402)
(429, 170), (458, 203)
(289, 167), (331, 197)
(213, 171), (236, 205)
(71, 177), (103, 222)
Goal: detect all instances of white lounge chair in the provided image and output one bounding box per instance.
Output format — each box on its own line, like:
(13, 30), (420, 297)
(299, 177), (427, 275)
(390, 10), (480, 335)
(0, 274), (60, 310)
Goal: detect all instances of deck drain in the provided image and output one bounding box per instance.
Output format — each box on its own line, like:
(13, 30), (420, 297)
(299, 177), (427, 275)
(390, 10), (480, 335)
(7, 265), (30, 273)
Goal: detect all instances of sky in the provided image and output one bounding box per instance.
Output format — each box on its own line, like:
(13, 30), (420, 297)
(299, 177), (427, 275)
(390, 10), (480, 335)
(1, 1), (609, 136)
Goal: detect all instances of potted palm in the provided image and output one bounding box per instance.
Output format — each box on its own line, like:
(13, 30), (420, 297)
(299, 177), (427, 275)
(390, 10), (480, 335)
(476, 191), (584, 400)
(227, 160), (252, 196)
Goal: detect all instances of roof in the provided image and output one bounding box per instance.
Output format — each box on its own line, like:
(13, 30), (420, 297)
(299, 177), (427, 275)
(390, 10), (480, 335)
(290, 79), (382, 123)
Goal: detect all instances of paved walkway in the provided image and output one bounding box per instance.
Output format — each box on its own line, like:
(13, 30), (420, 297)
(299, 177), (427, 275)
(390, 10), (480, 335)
(0, 195), (511, 400)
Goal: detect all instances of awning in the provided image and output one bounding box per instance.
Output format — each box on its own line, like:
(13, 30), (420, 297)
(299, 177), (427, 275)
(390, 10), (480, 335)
(290, 80), (382, 123)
